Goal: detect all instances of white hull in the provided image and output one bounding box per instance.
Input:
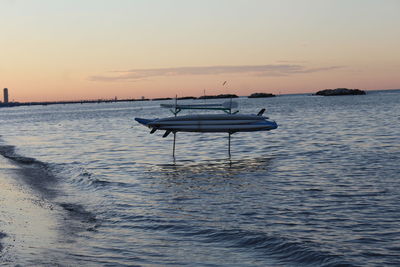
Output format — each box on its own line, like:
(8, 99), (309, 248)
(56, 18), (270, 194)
(135, 113), (277, 133)
(151, 119), (262, 126)
(155, 123), (276, 132)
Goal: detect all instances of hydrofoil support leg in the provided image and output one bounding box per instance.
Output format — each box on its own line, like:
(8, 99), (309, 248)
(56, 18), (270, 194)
(228, 133), (231, 158)
(173, 132), (176, 158)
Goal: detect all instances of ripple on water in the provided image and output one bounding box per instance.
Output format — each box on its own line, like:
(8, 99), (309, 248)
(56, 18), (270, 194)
(0, 92), (399, 266)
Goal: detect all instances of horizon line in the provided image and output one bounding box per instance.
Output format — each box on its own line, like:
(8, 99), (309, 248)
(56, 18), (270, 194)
(2, 88), (399, 106)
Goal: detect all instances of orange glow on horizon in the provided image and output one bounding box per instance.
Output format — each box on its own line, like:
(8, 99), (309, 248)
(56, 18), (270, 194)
(1, 1), (399, 102)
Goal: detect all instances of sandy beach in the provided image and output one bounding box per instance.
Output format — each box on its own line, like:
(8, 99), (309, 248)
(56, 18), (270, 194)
(0, 156), (59, 265)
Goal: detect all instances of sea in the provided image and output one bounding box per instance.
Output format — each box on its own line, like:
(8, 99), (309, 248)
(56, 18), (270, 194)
(0, 90), (399, 266)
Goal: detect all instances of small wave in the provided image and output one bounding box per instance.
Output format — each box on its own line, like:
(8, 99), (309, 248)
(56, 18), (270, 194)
(0, 144), (59, 199)
(0, 232), (7, 252)
(0, 143), (100, 234)
(50, 163), (110, 190)
(91, 179), (134, 188)
(0, 143), (110, 206)
(120, 217), (354, 266)
(195, 229), (355, 267)
(59, 203), (96, 222)
(0, 145), (46, 167)
(58, 202), (100, 232)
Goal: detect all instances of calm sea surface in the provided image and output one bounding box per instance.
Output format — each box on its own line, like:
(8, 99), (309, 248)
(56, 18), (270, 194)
(0, 91), (399, 266)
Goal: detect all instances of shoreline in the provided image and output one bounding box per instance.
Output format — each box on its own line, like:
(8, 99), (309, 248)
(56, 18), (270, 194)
(0, 144), (100, 265)
(0, 155), (59, 265)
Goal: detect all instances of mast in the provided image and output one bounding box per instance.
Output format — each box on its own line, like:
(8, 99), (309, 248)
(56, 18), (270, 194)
(172, 95), (177, 158)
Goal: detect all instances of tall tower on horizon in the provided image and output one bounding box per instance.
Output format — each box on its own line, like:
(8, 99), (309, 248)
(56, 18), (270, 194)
(3, 88), (9, 103)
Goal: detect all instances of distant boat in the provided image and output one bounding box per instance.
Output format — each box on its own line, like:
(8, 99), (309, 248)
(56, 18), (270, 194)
(135, 100), (278, 157)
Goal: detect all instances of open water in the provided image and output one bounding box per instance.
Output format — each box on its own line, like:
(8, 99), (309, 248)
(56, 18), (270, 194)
(0, 90), (399, 266)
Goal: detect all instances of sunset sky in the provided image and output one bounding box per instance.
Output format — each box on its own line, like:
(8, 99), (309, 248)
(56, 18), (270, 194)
(1, 0), (399, 102)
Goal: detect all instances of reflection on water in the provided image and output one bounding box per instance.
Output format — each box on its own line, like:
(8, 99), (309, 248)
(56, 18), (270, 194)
(157, 157), (273, 177)
(150, 157), (274, 197)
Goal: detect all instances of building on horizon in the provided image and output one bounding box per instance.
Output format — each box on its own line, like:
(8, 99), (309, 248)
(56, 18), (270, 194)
(3, 88), (9, 103)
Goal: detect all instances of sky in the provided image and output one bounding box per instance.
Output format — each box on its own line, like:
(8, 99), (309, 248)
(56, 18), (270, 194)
(0, 0), (399, 102)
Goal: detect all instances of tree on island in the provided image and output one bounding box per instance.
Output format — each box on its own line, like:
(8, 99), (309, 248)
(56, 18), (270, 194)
(198, 94), (238, 99)
(315, 88), (366, 96)
(248, 93), (276, 98)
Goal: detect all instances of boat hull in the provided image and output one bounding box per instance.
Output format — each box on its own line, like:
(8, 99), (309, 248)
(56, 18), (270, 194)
(153, 122), (277, 132)
(135, 114), (278, 133)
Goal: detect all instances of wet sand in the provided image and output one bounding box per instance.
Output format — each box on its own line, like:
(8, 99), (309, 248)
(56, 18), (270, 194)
(0, 156), (59, 265)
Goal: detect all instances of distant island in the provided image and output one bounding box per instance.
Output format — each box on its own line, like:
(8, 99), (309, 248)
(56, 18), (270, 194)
(0, 94), (240, 108)
(315, 88), (366, 96)
(248, 93), (276, 98)
(198, 94), (238, 99)
(0, 89), (371, 109)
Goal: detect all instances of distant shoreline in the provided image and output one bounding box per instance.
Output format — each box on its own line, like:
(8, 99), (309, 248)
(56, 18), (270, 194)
(0, 98), (150, 108)
(0, 94), (241, 108)
(1, 89), (399, 108)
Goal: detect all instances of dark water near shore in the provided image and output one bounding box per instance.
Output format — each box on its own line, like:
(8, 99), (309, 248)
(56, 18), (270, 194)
(1, 90), (400, 266)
